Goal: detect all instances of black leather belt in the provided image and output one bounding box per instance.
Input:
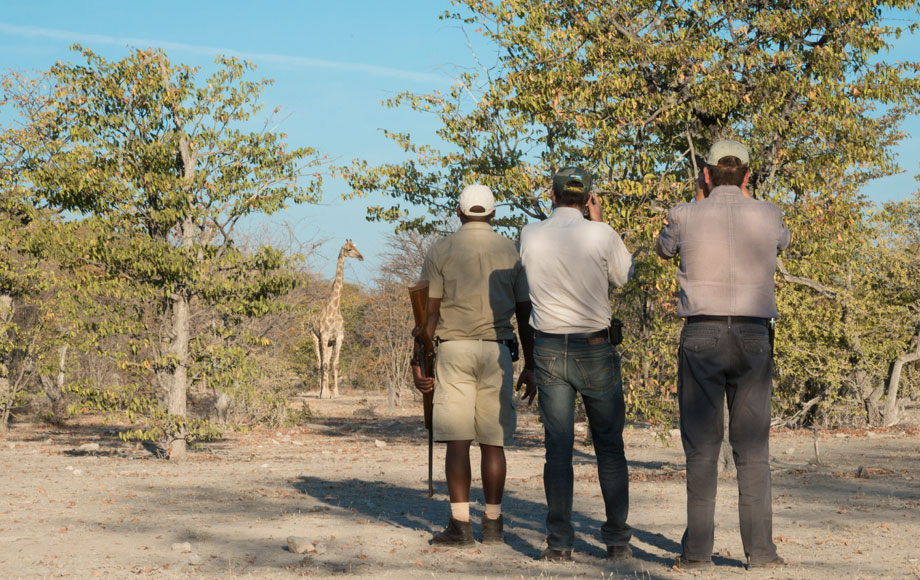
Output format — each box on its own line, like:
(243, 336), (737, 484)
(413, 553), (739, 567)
(686, 315), (768, 326)
(534, 329), (608, 340)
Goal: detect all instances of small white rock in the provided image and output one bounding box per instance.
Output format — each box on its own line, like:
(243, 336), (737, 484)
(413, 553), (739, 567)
(261, 464), (269, 468)
(7, 443), (15, 450)
(171, 542), (192, 553)
(66, 465), (74, 471)
(72, 469), (84, 476)
(286, 536), (315, 554)
(79, 443), (100, 452)
(374, 440), (387, 448)
(188, 553), (201, 565)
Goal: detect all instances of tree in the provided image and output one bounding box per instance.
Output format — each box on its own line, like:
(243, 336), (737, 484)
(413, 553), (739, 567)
(0, 72), (56, 432)
(344, 0), (920, 426)
(17, 46), (323, 457)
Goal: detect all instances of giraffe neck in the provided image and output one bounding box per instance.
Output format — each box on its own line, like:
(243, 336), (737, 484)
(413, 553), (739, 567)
(327, 247), (347, 315)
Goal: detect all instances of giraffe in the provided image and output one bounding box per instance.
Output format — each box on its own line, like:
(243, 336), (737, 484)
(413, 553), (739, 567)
(311, 239), (363, 398)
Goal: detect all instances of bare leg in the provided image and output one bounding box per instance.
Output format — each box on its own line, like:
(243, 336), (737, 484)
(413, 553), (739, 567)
(445, 440), (472, 503)
(480, 443), (506, 505)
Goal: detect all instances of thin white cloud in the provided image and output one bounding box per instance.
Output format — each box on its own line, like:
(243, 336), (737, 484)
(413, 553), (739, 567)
(0, 21), (449, 86)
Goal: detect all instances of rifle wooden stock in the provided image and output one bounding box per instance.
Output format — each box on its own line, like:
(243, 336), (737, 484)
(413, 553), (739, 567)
(408, 281), (435, 430)
(408, 280), (435, 498)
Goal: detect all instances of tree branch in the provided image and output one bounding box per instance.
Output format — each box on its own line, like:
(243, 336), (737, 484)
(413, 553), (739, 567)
(776, 257), (837, 298)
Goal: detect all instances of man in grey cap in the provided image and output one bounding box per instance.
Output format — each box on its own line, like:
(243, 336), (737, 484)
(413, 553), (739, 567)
(519, 167), (634, 563)
(656, 140), (790, 570)
(412, 184), (535, 546)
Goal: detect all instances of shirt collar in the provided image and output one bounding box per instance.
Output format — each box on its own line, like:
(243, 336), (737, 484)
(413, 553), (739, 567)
(550, 207), (585, 221)
(459, 221), (494, 231)
(708, 185), (743, 198)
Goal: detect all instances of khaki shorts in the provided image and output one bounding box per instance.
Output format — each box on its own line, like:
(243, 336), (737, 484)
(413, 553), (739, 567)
(432, 340), (516, 447)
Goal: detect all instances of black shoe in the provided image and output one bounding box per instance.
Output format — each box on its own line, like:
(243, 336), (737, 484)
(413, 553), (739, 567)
(539, 547), (573, 562)
(481, 514), (504, 544)
(432, 517), (474, 546)
(675, 554), (713, 569)
(606, 544), (632, 562)
(748, 555), (786, 569)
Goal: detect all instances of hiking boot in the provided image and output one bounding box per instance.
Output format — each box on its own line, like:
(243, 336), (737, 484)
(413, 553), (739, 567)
(481, 514), (504, 544)
(606, 544), (632, 562)
(539, 547), (573, 562)
(747, 555), (786, 569)
(432, 517), (474, 546)
(674, 554), (713, 570)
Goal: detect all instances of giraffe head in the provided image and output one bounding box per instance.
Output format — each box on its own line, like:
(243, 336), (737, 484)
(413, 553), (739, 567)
(342, 239), (364, 261)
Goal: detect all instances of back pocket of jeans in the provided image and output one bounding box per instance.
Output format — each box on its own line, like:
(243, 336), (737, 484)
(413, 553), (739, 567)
(681, 329), (719, 352)
(742, 337), (770, 354)
(574, 352), (615, 391)
(534, 355), (557, 381)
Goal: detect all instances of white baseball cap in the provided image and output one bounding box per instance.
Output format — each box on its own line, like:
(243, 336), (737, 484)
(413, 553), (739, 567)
(458, 184), (495, 216)
(706, 139), (750, 165)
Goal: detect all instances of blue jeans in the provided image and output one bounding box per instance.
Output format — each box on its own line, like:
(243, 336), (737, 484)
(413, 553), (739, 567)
(535, 335), (631, 550)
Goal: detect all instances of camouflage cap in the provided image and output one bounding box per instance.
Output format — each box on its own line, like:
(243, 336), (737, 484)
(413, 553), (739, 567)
(552, 167), (593, 194)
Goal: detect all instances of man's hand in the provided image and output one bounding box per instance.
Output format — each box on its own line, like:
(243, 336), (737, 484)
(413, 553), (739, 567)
(586, 192), (603, 222)
(516, 368), (536, 405)
(412, 364), (434, 394)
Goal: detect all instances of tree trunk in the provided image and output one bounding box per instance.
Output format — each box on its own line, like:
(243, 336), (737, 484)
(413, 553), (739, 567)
(883, 336), (920, 427)
(166, 293), (191, 460)
(0, 295), (13, 434)
(38, 345), (69, 419)
(717, 401), (735, 478)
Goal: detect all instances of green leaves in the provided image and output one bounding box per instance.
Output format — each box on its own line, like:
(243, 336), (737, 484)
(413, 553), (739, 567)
(2, 46), (325, 443)
(345, 0), (920, 426)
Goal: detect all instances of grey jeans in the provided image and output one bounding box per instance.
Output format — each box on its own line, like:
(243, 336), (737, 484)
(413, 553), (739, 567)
(678, 319), (778, 564)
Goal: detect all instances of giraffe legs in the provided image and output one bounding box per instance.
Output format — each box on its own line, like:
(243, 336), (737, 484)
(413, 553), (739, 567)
(331, 332), (344, 398)
(313, 331), (329, 399)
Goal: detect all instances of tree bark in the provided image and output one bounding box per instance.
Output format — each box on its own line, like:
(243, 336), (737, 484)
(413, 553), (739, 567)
(883, 335), (920, 427)
(717, 401), (735, 478)
(166, 293), (191, 460)
(0, 295), (13, 434)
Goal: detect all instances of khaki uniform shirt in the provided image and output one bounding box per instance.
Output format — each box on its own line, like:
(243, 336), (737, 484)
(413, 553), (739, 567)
(422, 222), (529, 341)
(656, 185), (791, 318)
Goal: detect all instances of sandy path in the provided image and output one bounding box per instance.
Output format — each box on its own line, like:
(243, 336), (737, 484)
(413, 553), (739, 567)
(1, 395), (918, 579)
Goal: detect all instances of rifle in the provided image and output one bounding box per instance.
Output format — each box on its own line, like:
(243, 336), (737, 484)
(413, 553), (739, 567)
(408, 280), (436, 498)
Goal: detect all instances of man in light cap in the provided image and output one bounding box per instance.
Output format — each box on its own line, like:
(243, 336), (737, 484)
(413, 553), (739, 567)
(656, 139), (790, 570)
(412, 184), (535, 546)
(519, 167), (634, 563)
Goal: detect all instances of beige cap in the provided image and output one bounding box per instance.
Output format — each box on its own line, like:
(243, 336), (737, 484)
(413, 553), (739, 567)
(458, 184), (495, 216)
(706, 139), (750, 165)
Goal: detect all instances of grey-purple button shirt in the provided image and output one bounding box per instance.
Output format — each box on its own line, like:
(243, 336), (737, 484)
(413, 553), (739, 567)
(656, 186), (791, 319)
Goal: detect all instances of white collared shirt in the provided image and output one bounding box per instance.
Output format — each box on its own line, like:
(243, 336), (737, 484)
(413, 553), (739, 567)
(520, 207), (633, 333)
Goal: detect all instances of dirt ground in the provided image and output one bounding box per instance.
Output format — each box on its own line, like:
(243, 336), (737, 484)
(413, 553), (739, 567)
(1, 393), (919, 580)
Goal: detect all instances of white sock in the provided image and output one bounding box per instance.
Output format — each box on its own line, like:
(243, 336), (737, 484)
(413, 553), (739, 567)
(450, 502), (470, 522)
(485, 503), (501, 519)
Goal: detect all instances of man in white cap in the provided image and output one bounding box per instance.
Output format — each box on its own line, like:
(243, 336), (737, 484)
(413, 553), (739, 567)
(412, 184), (535, 546)
(656, 139), (790, 570)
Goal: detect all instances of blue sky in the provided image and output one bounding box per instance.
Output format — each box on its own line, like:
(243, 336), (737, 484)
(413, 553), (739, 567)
(1, 2), (918, 284)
